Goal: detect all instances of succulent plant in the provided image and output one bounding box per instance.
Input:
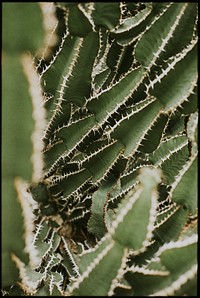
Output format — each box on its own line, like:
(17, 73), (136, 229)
(2, 2), (197, 296)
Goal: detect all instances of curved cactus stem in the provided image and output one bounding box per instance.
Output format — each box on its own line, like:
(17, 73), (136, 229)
(150, 235), (197, 296)
(92, 3), (121, 30)
(87, 185), (110, 239)
(169, 153), (197, 213)
(150, 42), (197, 112)
(149, 134), (188, 166)
(112, 4), (152, 35)
(135, 3), (187, 68)
(111, 98), (163, 156)
(68, 240), (125, 296)
(110, 167), (162, 251)
(159, 143), (189, 185)
(86, 66), (145, 124)
(67, 4), (93, 37)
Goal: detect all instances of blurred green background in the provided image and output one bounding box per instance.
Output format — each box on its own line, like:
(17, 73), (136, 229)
(2, 3), (44, 286)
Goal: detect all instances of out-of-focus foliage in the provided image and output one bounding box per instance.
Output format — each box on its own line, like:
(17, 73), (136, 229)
(2, 2), (45, 287)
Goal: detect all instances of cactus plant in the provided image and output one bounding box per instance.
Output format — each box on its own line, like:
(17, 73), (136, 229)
(2, 2), (197, 296)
